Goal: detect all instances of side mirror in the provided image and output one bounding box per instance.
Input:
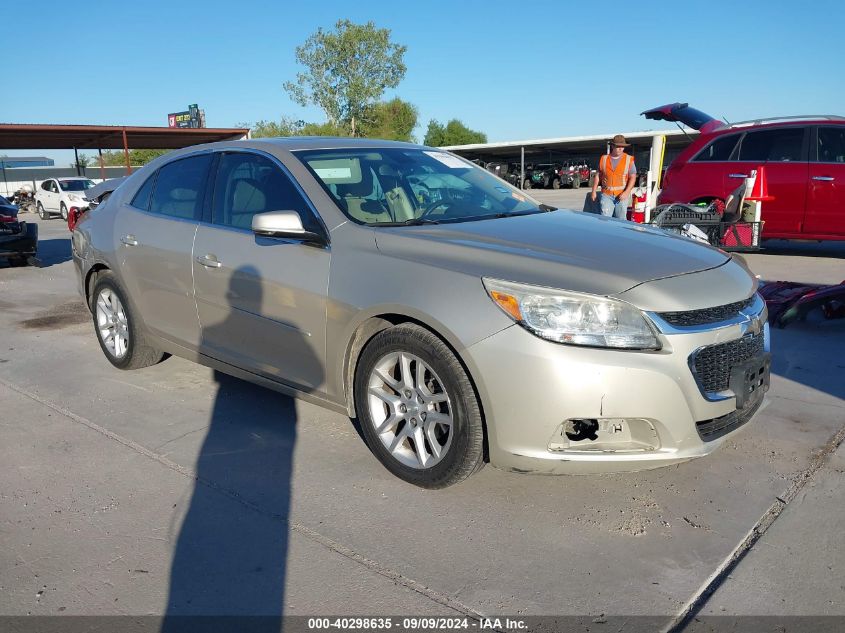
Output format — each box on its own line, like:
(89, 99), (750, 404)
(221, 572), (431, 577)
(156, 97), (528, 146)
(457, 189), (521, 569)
(251, 210), (326, 245)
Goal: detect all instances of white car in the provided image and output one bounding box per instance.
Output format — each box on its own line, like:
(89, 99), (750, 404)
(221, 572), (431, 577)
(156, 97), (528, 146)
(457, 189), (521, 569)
(36, 177), (96, 221)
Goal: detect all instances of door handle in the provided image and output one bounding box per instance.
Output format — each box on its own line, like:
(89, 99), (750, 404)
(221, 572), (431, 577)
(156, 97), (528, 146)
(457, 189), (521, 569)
(812, 176), (835, 181)
(196, 254), (222, 268)
(120, 234), (138, 246)
(729, 173), (749, 179)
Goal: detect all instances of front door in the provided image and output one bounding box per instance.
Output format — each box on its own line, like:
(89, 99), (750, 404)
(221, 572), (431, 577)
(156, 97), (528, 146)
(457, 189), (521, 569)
(192, 150), (330, 391)
(730, 126), (809, 236)
(113, 153), (213, 349)
(805, 126), (845, 236)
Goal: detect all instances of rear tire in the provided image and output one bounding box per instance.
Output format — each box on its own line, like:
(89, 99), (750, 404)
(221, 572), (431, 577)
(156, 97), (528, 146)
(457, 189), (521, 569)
(91, 270), (166, 370)
(354, 324), (485, 488)
(522, 178), (531, 190)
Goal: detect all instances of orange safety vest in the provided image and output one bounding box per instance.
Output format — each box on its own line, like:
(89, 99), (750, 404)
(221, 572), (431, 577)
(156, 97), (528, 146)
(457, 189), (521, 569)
(599, 153), (633, 195)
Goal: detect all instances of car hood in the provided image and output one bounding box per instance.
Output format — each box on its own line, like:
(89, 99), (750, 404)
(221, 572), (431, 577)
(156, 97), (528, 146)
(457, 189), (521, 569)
(373, 211), (731, 298)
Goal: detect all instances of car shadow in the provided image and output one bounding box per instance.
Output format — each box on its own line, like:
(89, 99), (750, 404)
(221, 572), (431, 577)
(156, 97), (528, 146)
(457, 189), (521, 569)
(163, 265), (322, 631)
(761, 239), (845, 259)
(35, 237), (72, 267)
(769, 316), (845, 402)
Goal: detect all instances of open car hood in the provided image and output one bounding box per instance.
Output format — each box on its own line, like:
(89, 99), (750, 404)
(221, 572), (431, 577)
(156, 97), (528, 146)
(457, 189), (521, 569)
(641, 103), (726, 134)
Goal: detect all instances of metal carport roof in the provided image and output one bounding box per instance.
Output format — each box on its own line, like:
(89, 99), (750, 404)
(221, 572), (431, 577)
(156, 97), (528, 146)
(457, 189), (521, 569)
(0, 123), (248, 150)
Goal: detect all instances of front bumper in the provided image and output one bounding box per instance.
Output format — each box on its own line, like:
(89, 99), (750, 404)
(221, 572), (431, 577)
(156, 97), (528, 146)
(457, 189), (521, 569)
(0, 222), (38, 258)
(463, 302), (769, 475)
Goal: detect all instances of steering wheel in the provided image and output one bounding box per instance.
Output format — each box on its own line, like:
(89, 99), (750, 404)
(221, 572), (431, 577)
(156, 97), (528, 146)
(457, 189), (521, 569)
(419, 198), (459, 220)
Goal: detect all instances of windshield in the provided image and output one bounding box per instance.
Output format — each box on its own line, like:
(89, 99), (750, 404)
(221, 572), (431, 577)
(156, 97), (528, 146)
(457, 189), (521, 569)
(296, 148), (545, 226)
(59, 179), (95, 192)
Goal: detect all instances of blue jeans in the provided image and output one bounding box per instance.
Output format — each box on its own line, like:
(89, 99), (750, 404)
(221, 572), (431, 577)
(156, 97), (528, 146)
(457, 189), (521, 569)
(599, 193), (628, 219)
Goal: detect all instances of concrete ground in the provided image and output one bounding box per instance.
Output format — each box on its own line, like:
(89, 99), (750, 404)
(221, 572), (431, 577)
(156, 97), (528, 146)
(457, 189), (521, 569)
(1, 213), (844, 629)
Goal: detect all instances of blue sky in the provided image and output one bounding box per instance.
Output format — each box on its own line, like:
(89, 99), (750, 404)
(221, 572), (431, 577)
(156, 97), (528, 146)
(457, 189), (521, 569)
(4, 0), (843, 164)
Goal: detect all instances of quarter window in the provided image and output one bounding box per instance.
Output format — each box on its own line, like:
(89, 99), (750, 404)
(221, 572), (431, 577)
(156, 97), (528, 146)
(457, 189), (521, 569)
(816, 127), (845, 163)
(149, 154), (212, 221)
(212, 152), (319, 233)
(131, 172), (156, 211)
(738, 128), (805, 162)
(693, 134), (740, 162)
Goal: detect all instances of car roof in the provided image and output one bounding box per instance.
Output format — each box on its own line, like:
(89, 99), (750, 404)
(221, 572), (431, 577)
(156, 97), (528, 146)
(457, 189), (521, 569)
(709, 118), (844, 137)
(56, 176), (93, 180)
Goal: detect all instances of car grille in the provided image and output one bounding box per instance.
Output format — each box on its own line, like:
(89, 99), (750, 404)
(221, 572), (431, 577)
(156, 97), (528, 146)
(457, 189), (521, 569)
(692, 331), (766, 394)
(696, 387), (764, 441)
(660, 296), (755, 327)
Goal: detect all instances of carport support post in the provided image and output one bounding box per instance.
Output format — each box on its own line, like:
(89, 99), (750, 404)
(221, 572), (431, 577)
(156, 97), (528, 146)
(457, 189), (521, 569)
(122, 128), (132, 175)
(74, 147), (80, 176)
(520, 146), (524, 189)
(98, 148), (105, 181)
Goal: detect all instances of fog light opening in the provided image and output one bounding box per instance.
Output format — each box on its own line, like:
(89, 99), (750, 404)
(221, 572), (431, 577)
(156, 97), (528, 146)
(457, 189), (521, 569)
(564, 418), (599, 442)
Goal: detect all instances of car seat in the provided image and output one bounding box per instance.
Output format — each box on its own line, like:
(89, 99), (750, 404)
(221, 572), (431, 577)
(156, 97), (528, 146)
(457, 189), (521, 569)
(229, 178), (266, 229)
(334, 165), (392, 223)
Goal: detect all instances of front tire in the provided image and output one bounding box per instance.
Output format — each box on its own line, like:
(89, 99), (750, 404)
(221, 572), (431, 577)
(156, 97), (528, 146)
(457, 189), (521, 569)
(571, 176), (581, 189)
(60, 203), (68, 221)
(552, 178), (561, 190)
(522, 178), (531, 190)
(91, 271), (165, 370)
(37, 202), (48, 220)
(354, 324), (485, 488)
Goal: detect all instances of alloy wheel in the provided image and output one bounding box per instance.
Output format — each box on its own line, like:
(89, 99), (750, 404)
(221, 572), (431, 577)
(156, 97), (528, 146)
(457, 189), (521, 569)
(366, 351), (453, 469)
(95, 288), (130, 359)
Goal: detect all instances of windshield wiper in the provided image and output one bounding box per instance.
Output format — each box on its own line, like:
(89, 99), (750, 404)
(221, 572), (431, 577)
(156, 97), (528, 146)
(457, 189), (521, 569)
(374, 217), (442, 227)
(539, 204), (558, 212)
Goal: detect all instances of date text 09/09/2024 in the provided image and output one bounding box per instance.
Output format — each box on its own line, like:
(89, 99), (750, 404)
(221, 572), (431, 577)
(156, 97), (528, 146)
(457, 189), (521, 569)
(307, 617), (528, 630)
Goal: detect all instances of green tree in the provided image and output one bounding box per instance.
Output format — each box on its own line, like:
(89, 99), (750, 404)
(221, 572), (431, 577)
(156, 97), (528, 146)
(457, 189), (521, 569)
(71, 154), (93, 169)
(283, 19), (407, 135)
(243, 117), (347, 138)
(98, 149), (169, 166)
(358, 98), (418, 142)
(424, 119), (487, 147)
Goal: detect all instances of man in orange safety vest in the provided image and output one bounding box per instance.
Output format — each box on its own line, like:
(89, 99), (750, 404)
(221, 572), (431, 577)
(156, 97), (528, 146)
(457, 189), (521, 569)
(590, 134), (637, 219)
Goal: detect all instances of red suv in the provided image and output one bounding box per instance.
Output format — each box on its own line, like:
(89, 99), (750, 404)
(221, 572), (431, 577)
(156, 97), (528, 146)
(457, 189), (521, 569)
(643, 103), (845, 240)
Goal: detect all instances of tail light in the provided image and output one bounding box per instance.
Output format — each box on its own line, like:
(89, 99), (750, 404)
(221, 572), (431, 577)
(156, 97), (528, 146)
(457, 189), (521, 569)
(0, 214), (15, 223)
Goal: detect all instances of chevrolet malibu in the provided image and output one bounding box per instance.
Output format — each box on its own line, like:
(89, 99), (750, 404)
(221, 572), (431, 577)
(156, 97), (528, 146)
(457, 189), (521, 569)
(72, 139), (770, 488)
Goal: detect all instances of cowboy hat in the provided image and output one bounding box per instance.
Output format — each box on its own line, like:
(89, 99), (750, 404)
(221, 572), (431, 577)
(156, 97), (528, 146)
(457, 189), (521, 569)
(610, 134), (630, 147)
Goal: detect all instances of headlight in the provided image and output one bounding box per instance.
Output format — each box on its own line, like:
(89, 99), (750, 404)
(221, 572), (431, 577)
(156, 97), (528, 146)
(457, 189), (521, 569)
(483, 278), (661, 350)
(69, 194), (81, 201)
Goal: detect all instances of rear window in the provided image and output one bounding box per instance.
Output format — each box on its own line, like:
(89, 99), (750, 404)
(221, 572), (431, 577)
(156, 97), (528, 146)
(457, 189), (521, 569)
(816, 127), (845, 163)
(738, 128), (805, 162)
(693, 134), (741, 162)
(149, 154), (212, 221)
(131, 173), (156, 211)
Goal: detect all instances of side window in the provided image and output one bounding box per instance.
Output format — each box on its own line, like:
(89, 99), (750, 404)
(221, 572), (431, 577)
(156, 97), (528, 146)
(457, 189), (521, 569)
(693, 134), (740, 162)
(738, 127), (805, 162)
(130, 172), (156, 211)
(149, 154), (212, 221)
(212, 152), (320, 233)
(816, 127), (845, 163)
(41, 181), (51, 192)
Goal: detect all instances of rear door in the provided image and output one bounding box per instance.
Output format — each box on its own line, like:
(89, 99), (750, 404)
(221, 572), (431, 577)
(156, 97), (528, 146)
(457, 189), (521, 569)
(805, 126), (845, 235)
(192, 150), (330, 391)
(731, 126), (809, 235)
(113, 153), (213, 349)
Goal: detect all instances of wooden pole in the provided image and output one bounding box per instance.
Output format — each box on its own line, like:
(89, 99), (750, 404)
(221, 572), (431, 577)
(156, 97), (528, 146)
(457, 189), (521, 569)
(99, 148), (105, 181)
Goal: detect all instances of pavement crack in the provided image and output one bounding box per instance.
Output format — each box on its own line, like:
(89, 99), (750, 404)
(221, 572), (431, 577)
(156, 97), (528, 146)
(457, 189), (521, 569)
(0, 377), (486, 621)
(663, 420), (845, 633)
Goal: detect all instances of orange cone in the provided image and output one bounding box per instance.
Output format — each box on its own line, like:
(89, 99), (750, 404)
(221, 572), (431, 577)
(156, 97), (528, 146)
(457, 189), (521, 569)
(746, 165), (775, 202)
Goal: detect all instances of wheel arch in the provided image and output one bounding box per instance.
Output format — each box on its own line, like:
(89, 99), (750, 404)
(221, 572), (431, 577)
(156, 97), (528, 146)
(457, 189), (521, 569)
(84, 263), (111, 311)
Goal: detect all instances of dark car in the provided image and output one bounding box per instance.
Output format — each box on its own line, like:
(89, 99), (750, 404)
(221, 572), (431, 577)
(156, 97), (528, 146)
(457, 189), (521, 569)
(643, 102), (845, 241)
(529, 163), (563, 189)
(0, 195), (38, 266)
(486, 161), (530, 189)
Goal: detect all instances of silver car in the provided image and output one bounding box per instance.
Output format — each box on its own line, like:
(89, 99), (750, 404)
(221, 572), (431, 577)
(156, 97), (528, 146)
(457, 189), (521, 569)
(72, 139), (770, 488)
